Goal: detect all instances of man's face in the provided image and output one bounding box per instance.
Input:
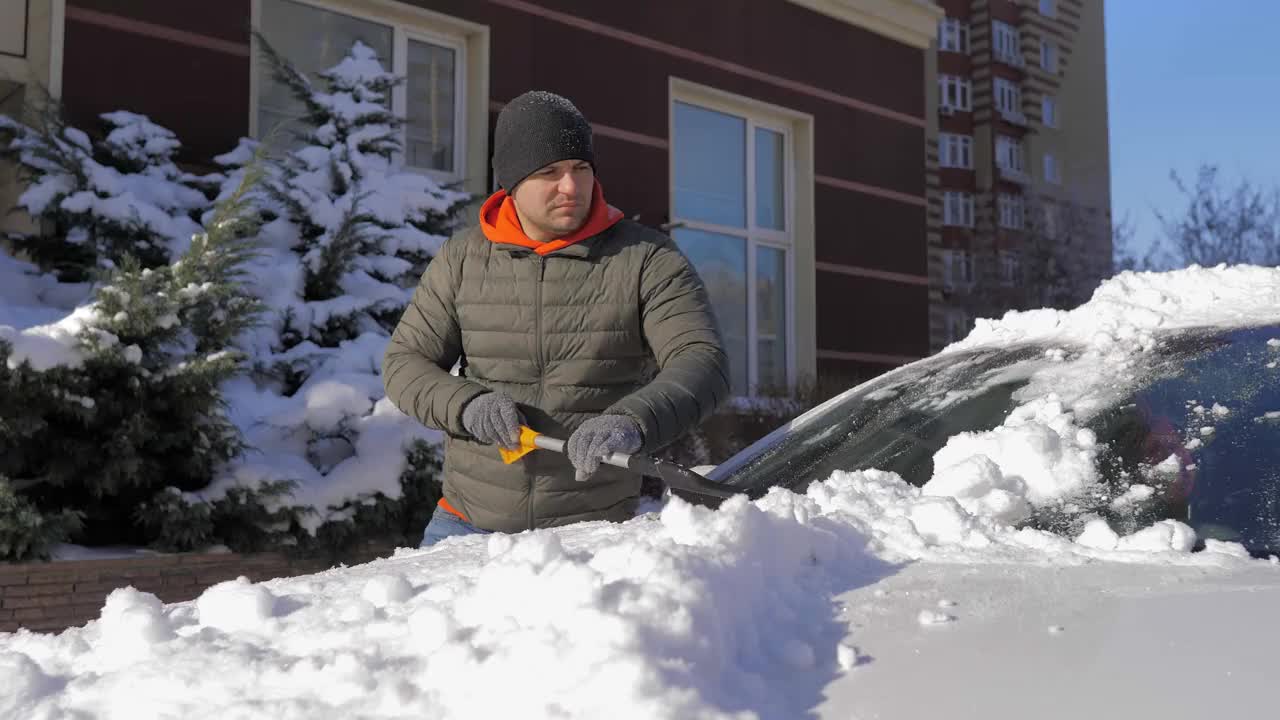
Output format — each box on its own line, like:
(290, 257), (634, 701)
(510, 159), (594, 241)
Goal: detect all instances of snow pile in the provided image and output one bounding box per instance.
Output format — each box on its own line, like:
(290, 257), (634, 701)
(0, 252), (91, 329)
(950, 265), (1280, 354)
(0, 467), (1265, 718)
(923, 395), (1099, 524)
(0, 305), (105, 370)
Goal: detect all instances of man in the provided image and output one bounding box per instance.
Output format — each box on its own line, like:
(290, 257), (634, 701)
(383, 90), (729, 546)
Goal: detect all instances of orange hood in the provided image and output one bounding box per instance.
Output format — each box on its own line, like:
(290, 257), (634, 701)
(479, 180), (624, 255)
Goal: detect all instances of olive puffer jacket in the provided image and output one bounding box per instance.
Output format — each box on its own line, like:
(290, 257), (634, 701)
(382, 219), (729, 533)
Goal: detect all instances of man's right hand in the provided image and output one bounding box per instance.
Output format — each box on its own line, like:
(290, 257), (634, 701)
(461, 392), (523, 449)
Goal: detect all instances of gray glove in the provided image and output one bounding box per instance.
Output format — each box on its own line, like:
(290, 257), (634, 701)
(566, 414), (643, 482)
(461, 392), (523, 449)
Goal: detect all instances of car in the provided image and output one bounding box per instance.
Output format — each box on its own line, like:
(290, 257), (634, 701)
(708, 321), (1280, 558)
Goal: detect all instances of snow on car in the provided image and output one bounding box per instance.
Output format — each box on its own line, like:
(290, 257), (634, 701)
(3, 265), (1280, 719)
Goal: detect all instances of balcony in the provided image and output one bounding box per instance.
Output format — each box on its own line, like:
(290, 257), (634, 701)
(999, 108), (1030, 127)
(998, 165), (1031, 185)
(994, 49), (1026, 69)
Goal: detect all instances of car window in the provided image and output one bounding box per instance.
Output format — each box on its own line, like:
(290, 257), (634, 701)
(719, 345), (1049, 491)
(1077, 326), (1280, 553)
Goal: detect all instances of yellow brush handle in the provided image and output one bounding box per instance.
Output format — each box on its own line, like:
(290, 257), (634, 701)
(498, 425), (544, 464)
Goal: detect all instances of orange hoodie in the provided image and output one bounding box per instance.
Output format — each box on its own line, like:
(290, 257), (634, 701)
(478, 180), (624, 255)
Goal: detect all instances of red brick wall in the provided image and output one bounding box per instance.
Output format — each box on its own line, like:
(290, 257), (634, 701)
(0, 547), (388, 635)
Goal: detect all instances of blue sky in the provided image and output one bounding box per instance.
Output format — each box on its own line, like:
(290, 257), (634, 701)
(1106, 1), (1278, 256)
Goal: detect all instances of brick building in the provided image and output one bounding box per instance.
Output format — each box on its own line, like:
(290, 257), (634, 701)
(2, 0), (943, 395)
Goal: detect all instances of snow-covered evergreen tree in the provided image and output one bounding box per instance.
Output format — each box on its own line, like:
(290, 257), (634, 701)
(195, 36), (467, 540)
(247, 36), (469, 391)
(0, 161), (270, 550)
(0, 107), (208, 283)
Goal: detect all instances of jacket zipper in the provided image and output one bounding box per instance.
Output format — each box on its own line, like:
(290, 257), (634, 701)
(530, 255), (546, 531)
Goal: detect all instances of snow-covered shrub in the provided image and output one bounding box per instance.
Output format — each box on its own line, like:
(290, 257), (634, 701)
(310, 438), (443, 557)
(0, 105), (208, 282)
(0, 164), (266, 548)
(0, 476), (83, 562)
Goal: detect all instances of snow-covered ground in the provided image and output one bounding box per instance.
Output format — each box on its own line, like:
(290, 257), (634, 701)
(1, 470), (1275, 719)
(3, 257), (1280, 719)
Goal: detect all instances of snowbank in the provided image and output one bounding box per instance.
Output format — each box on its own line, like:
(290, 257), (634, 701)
(0, 466), (1266, 718)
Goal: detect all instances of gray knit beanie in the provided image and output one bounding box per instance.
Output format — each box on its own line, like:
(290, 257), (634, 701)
(492, 90), (595, 191)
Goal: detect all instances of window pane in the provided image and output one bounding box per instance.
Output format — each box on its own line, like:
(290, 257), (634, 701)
(673, 102), (746, 228)
(755, 127), (785, 231)
(258, 0), (393, 143)
(757, 246), (787, 391)
(674, 228), (748, 394)
(406, 39), (457, 172)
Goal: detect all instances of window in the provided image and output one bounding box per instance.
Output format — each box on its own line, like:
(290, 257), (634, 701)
(939, 18), (969, 53)
(994, 77), (1022, 119)
(992, 21), (1022, 67)
(944, 191), (975, 228)
(1043, 153), (1061, 184)
(938, 75), (973, 112)
(1042, 94), (1058, 127)
(255, 0), (468, 177)
(996, 135), (1025, 174)
(999, 251), (1021, 286)
(998, 193), (1025, 230)
(671, 98), (794, 396)
(945, 308), (971, 343)
(943, 249), (975, 289)
(1040, 39), (1058, 73)
(1040, 0), (1056, 18)
(1042, 203), (1061, 239)
(939, 133), (973, 169)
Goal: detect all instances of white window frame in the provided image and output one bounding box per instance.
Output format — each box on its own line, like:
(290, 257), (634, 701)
(1040, 39), (1058, 73)
(992, 20), (1022, 67)
(943, 191), (975, 228)
(945, 307), (971, 343)
(249, 0), (481, 185)
(1042, 94), (1058, 128)
(669, 81), (807, 396)
(938, 75), (973, 112)
(939, 17), (969, 54)
(998, 193), (1025, 230)
(939, 133), (973, 169)
(994, 77), (1022, 116)
(395, 27), (467, 179)
(1039, 0), (1057, 18)
(996, 135), (1025, 174)
(942, 249), (976, 289)
(999, 251), (1021, 286)
(1043, 153), (1062, 185)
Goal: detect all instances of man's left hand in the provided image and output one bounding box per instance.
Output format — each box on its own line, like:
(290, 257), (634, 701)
(566, 415), (643, 482)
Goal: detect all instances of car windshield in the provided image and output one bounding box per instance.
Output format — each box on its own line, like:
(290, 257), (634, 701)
(718, 324), (1280, 556)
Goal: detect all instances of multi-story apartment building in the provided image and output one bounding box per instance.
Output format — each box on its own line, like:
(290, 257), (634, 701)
(927, 0), (1112, 350)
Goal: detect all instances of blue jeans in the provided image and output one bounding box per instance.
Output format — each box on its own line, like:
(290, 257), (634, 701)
(420, 506), (492, 548)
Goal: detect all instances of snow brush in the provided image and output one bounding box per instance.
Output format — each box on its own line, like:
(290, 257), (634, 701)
(498, 425), (749, 500)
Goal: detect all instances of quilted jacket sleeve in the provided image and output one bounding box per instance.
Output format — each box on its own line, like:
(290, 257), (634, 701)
(382, 234), (490, 437)
(606, 234), (731, 452)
